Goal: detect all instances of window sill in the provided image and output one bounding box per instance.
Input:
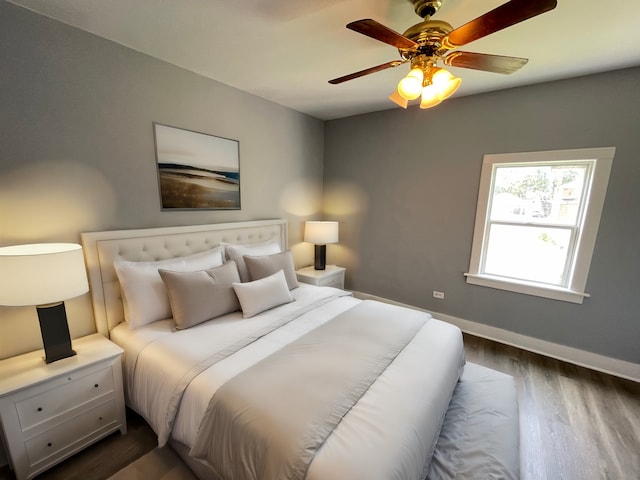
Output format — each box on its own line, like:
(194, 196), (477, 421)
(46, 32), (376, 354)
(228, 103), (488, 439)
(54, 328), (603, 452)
(464, 273), (589, 304)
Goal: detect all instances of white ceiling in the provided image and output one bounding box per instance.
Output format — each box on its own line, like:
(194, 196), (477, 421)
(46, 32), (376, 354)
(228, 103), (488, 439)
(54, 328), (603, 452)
(9, 0), (640, 120)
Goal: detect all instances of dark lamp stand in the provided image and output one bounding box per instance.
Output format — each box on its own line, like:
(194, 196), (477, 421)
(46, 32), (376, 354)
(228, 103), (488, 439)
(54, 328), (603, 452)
(314, 244), (327, 270)
(36, 302), (77, 364)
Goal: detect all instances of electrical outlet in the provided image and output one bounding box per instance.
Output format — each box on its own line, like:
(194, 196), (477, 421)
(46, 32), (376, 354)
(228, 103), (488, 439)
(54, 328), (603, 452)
(432, 290), (445, 299)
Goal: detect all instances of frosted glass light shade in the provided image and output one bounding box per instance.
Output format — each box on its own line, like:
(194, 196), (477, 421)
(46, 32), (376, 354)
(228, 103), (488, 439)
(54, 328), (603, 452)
(420, 85), (442, 109)
(304, 221), (339, 245)
(0, 243), (89, 306)
(389, 89), (409, 108)
(397, 68), (424, 100)
(432, 69), (462, 100)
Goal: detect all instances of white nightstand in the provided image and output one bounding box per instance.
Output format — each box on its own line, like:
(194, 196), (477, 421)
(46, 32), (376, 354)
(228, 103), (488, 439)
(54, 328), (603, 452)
(296, 265), (346, 289)
(0, 334), (127, 480)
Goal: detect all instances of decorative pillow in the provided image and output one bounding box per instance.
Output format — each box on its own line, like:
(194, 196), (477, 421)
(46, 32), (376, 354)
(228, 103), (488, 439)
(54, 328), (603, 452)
(113, 246), (224, 329)
(223, 239), (281, 282)
(159, 261), (241, 329)
(244, 250), (299, 290)
(232, 269), (293, 318)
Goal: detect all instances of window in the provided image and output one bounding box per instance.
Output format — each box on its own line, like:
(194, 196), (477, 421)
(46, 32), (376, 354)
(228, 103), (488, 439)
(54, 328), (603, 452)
(466, 147), (614, 304)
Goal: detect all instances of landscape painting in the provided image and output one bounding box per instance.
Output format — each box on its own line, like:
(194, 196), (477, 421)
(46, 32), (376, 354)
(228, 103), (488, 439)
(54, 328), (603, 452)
(154, 123), (240, 210)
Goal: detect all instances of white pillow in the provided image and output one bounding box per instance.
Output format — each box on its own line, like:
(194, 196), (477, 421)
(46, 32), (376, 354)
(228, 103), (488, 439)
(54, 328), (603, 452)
(223, 239), (281, 282)
(114, 246), (224, 329)
(232, 269), (293, 318)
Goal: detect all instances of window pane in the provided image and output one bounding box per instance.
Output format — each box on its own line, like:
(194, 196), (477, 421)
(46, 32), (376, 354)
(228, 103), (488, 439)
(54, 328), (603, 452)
(484, 224), (572, 285)
(490, 164), (588, 225)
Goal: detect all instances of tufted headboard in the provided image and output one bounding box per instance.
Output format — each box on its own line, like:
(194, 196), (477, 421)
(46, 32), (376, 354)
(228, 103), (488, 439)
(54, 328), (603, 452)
(81, 219), (288, 337)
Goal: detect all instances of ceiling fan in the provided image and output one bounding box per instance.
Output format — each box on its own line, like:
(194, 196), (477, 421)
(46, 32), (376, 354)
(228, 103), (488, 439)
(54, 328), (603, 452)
(329, 0), (558, 109)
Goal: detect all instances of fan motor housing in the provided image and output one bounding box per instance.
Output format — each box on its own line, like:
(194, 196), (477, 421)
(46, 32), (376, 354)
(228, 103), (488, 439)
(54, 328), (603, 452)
(410, 0), (443, 18)
(400, 20), (453, 58)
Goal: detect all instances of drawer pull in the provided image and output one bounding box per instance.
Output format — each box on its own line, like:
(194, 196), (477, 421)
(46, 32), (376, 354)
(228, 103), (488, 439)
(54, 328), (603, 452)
(94, 383), (99, 388)
(99, 416), (103, 421)
(47, 442), (52, 447)
(37, 407), (43, 412)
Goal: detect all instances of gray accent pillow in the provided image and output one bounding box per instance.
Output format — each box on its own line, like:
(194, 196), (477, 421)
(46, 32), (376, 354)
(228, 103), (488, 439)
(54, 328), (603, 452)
(223, 240), (281, 282)
(244, 250), (299, 290)
(113, 246), (225, 329)
(159, 261), (241, 329)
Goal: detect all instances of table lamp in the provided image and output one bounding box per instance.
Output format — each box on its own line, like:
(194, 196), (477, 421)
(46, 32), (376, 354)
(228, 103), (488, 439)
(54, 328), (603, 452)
(0, 243), (89, 363)
(304, 221), (339, 270)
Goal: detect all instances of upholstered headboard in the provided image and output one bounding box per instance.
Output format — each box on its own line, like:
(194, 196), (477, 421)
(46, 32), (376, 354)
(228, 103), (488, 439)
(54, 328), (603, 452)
(81, 219), (288, 337)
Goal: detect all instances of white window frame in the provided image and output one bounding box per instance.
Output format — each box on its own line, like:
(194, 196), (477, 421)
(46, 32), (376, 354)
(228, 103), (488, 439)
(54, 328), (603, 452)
(465, 147), (615, 304)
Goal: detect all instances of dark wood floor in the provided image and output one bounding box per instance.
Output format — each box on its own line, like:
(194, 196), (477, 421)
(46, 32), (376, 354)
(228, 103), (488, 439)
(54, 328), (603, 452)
(462, 334), (640, 480)
(1, 334), (638, 480)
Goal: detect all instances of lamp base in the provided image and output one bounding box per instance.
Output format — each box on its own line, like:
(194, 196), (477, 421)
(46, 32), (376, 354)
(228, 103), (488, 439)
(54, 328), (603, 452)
(37, 303), (76, 364)
(314, 244), (327, 270)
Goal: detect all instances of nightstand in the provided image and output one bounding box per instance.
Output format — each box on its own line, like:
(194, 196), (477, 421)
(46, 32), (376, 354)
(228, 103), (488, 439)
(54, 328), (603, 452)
(296, 265), (346, 289)
(0, 334), (126, 480)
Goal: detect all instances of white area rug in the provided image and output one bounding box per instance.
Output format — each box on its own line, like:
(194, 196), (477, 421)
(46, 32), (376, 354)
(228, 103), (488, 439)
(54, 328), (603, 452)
(108, 446), (197, 480)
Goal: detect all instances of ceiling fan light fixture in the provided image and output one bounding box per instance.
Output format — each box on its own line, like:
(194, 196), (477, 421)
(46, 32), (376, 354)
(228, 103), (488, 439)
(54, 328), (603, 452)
(397, 67), (424, 100)
(331, 1), (558, 112)
(419, 84), (442, 109)
(389, 89), (409, 108)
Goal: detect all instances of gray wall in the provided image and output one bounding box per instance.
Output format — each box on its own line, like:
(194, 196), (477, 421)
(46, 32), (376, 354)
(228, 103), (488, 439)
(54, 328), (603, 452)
(0, 3), (325, 358)
(324, 67), (640, 364)
(1, 2), (638, 366)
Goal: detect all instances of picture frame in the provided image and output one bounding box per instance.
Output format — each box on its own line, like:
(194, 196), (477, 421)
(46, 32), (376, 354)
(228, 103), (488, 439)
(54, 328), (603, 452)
(153, 123), (240, 210)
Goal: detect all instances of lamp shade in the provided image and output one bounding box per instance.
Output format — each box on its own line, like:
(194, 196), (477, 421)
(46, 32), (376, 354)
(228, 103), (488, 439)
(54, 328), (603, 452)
(397, 68), (424, 101)
(0, 243), (89, 307)
(389, 89), (409, 109)
(420, 85), (442, 109)
(432, 68), (461, 100)
(304, 221), (339, 245)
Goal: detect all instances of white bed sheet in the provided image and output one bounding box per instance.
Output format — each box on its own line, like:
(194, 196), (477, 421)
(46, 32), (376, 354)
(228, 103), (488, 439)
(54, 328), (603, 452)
(111, 284), (465, 480)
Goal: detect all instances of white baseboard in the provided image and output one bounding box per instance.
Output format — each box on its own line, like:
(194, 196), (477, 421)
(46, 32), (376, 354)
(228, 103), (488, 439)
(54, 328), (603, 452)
(353, 291), (640, 383)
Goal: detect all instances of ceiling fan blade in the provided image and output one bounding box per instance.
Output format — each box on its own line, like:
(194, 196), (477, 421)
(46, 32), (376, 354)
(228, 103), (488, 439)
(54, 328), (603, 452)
(329, 60), (406, 85)
(444, 51), (528, 74)
(347, 19), (418, 49)
(444, 0), (557, 48)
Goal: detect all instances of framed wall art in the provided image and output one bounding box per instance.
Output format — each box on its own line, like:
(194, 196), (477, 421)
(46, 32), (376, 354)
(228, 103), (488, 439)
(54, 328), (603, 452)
(153, 123), (240, 210)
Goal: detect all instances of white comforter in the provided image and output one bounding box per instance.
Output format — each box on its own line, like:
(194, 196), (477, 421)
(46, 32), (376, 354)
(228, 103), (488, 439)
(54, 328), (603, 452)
(111, 285), (465, 480)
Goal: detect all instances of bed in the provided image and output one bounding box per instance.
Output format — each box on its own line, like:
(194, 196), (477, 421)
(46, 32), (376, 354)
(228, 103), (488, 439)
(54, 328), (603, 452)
(81, 219), (519, 480)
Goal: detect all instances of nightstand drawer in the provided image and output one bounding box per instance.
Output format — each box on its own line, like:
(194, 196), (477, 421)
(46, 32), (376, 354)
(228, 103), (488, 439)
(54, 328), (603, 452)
(323, 276), (344, 289)
(296, 265), (345, 290)
(24, 398), (117, 467)
(16, 366), (114, 432)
